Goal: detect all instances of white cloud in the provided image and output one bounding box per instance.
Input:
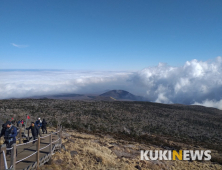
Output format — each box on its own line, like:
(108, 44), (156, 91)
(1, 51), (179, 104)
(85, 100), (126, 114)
(1, 57), (222, 109)
(11, 43), (28, 48)
(193, 99), (222, 110)
(131, 57), (222, 107)
(0, 70), (134, 99)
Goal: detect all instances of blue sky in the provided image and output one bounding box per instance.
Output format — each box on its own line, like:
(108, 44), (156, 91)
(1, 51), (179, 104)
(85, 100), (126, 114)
(0, 0), (222, 71)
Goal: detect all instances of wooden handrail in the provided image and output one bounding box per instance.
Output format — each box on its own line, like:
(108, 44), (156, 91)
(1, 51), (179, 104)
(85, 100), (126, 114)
(0, 125), (63, 170)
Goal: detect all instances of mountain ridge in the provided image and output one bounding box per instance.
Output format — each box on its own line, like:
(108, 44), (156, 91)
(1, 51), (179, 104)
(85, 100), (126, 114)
(99, 90), (147, 101)
(20, 90), (148, 101)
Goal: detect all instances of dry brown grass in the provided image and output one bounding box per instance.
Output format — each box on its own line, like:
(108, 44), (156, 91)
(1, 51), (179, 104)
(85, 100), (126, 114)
(0, 128), (221, 170)
(38, 129), (222, 170)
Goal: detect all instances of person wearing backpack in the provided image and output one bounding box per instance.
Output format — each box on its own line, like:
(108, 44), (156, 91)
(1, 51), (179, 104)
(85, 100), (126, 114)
(0, 123), (6, 138)
(41, 119), (47, 134)
(35, 118), (42, 137)
(3, 121), (17, 155)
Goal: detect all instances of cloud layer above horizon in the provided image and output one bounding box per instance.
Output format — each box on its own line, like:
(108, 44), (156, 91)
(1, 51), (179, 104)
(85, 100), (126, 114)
(1, 57), (222, 109)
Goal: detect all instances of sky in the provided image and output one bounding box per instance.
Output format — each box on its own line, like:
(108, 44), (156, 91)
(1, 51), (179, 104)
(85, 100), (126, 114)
(0, 0), (221, 70)
(1, 0), (222, 109)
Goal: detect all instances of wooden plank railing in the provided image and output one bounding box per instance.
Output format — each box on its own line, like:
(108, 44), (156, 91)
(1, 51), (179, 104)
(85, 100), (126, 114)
(0, 125), (62, 170)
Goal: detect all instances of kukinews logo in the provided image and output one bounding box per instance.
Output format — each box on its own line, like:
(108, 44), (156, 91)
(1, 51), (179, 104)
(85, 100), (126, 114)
(141, 150), (211, 161)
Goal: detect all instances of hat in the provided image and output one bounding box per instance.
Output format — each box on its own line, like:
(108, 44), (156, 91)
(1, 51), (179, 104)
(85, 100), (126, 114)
(38, 118), (41, 120)
(6, 121), (12, 125)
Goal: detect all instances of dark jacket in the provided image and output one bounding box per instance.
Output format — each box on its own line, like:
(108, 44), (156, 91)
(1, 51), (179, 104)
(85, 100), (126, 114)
(4, 125), (17, 142)
(0, 124), (6, 137)
(17, 121), (21, 127)
(35, 120), (42, 129)
(26, 125), (38, 137)
(42, 119), (47, 128)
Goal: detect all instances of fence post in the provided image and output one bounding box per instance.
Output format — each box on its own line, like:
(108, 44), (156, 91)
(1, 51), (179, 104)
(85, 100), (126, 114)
(49, 133), (52, 155)
(19, 127), (22, 144)
(59, 126), (62, 145)
(0, 144), (7, 170)
(56, 124), (59, 132)
(27, 129), (30, 141)
(36, 136), (40, 169)
(10, 143), (16, 169)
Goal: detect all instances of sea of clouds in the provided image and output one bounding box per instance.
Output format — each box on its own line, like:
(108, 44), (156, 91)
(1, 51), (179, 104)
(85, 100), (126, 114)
(1, 57), (222, 109)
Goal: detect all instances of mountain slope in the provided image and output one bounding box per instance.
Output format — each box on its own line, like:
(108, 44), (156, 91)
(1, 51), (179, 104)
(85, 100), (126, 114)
(40, 129), (222, 170)
(99, 90), (146, 101)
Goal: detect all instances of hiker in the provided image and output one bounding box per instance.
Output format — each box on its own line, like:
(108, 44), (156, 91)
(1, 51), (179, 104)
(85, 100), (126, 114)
(17, 120), (21, 127)
(26, 122), (38, 143)
(21, 119), (25, 127)
(11, 119), (15, 125)
(0, 123), (6, 138)
(41, 119), (47, 134)
(3, 121), (17, 155)
(35, 118), (42, 137)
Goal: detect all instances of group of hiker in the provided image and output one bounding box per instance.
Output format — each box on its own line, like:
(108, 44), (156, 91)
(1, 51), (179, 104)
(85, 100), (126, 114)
(17, 119), (25, 127)
(26, 118), (48, 141)
(0, 117), (48, 155)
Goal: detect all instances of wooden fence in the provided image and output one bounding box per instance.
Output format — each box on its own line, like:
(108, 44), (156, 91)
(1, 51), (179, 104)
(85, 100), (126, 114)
(0, 125), (62, 170)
